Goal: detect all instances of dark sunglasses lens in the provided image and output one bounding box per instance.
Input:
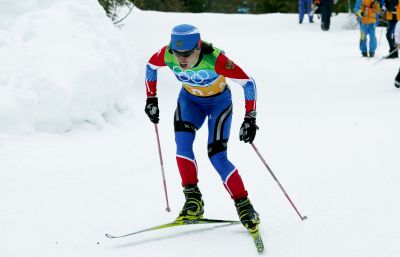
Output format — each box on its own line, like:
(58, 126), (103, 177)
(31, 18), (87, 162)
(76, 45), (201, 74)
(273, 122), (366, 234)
(173, 49), (194, 57)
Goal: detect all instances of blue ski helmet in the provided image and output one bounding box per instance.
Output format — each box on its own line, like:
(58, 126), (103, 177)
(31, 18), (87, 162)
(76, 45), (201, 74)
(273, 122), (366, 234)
(170, 24), (200, 51)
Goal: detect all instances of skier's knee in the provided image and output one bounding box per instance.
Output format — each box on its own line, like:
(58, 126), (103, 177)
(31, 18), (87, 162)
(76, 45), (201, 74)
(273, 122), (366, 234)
(208, 139), (228, 157)
(174, 119), (196, 133)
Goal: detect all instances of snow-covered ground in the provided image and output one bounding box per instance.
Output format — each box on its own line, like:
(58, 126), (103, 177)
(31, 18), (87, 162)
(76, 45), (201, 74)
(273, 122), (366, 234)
(1, 1), (400, 257)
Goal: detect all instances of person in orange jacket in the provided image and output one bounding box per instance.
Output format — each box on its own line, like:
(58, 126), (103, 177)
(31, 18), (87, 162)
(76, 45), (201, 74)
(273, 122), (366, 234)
(355, 0), (381, 57)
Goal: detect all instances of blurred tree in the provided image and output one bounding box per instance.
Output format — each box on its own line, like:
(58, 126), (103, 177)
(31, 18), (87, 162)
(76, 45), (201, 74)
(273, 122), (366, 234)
(335, 0), (357, 13)
(245, 0), (295, 14)
(98, 0), (134, 23)
(99, 0), (358, 16)
(207, 0), (242, 13)
(133, 0), (186, 11)
(183, 0), (207, 12)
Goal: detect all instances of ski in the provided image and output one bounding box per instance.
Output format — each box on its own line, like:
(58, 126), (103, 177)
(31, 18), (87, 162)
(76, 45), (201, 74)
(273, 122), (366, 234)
(248, 227), (264, 253)
(105, 218), (241, 239)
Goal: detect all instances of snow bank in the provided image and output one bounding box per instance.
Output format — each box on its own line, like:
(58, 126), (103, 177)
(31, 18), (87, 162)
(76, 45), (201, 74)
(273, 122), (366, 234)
(0, 0), (138, 134)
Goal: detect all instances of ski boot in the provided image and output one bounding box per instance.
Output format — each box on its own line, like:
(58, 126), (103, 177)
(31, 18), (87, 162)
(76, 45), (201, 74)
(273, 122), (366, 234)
(176, 185), (204, 221)
(395, 69), (400, 88)
(234, 197), (260, 233)
(386, 50), (399, 59)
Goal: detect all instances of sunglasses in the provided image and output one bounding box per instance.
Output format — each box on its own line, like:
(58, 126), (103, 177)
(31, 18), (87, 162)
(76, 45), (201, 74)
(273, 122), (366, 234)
(172, 48), (197, 57)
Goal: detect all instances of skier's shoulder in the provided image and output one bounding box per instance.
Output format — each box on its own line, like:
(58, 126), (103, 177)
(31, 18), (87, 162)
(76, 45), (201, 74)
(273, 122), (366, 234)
(159, 45), (168, 55)
(148, 45), (168, 66)
(151, 45), (168, 59)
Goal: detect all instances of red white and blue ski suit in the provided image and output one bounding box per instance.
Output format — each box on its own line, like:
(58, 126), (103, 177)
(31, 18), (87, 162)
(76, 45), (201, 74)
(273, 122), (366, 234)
(145, 43), (257, 199)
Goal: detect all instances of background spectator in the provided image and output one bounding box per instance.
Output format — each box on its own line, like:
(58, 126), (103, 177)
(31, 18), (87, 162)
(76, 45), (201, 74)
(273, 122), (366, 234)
(299, 0), (314, 23)
(320, 0), (334, 31)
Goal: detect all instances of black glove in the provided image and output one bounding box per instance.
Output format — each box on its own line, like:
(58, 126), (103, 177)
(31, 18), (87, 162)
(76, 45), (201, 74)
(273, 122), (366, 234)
(239, 117), (259, 143)
(145, 97), (159, 123)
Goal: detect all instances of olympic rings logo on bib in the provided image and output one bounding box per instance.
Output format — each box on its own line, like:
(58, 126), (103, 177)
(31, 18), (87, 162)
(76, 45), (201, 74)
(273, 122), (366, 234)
(173, 66), (210, 84)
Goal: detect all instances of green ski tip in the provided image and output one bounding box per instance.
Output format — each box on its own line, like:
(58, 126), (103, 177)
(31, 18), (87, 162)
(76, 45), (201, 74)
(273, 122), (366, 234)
(249, 228), (264, 253)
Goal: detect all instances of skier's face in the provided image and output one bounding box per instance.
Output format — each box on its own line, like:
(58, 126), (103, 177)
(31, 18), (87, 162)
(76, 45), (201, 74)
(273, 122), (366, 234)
(172, 48), (200, 70)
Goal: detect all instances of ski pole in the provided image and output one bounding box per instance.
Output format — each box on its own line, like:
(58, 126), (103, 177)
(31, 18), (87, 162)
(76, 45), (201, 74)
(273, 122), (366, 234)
(371, 48), (399, 66)
(154, 124), (171, 212)
(310, 5), (318, 16)
(250, 143), (307, 221)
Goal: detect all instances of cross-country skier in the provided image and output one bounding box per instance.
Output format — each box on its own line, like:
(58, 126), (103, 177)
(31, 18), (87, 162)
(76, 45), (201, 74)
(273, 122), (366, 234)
(144, 24), (260, 233)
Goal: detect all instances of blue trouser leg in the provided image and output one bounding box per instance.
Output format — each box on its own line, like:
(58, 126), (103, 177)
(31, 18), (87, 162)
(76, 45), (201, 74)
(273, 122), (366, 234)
(305, 0), (313, 22)
(207, 103), (235, 182)
(174, 93), (206, 185)
(368, 24), (377, 53)
(359, 24), (368, 53)
(174, 97), (206, 160)
(299, 0), (305, 23)
(369, 23), (377, 53)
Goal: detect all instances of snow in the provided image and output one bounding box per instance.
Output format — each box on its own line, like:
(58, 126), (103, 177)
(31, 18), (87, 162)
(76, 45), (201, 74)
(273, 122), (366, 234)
(1, 2), (400, 257)
(0, 0), (137, 134)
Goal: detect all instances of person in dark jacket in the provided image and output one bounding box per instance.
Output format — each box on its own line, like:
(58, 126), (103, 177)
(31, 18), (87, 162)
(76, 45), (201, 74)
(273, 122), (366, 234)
(320, 0), (334, 31)
(383, 0), (399, 58)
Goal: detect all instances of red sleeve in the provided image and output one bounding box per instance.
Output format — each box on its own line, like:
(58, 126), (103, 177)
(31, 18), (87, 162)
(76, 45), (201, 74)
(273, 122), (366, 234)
(215, 53), (250, 79)
(215, 53), (257, 114)
(148, 46), (167, 67)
